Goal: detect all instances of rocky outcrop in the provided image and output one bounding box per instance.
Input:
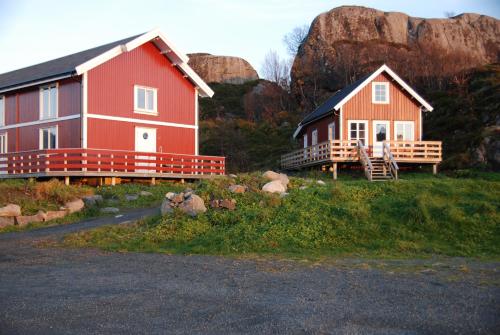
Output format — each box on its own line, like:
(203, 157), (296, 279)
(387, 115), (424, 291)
(161, 190), (207, 217)
(188, 53), (259, 84)
(292, 6), (500, 105)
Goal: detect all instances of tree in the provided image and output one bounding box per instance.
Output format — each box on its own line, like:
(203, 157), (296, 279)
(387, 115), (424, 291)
(283, 25), (309, 56)
(261, 50), (291, 90)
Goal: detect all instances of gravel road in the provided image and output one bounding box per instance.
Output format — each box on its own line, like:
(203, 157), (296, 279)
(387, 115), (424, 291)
(0, 210), (498, 334)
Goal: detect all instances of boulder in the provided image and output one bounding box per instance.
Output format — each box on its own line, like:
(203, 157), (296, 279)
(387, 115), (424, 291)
(317, 180), (326, 186)
(228, 185), (246, 194)
(172, 193), (184, 204)
(178, 195), (207, 217)
(65, 199), (84, 214)
(0, 217), (15, 228)
(140, 191), (153, 197)
(165, 192), (176, 200)
(220, 199), (236, 211)
(0, 204), (21, 217)
(125, 194), (139, 201)
(209, 199), (220, 209)
(228, 174), (238, 179)
(16, 211), (47, 226)
(83, 195), (103, 207)
(262, 180), (287, 194)
(45, 210), (67, 221)
(160, 199), (174, 215)
(262, 171), (289, 188)
(100, 207), (120, 214)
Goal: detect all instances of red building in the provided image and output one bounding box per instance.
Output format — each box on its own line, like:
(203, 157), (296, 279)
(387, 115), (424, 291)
(282, 65), (442, 181)
(0, 29), (224, 182)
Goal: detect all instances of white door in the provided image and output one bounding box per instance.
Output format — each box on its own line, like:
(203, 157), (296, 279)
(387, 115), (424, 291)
(135, 127), (157, 172)
(303, 134), (308, 160)
(311, 129), (318, 157)
(372, 121), (390, 157)
(0, 133), (7, 175)
(328, 122), (335, 141)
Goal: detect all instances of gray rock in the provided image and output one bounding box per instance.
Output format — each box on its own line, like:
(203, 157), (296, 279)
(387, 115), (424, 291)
(65, 199), (85, 214)
(160, 199), (174, 215)
(100, 207), (120, 214)
(165, 192), (176, 200)
(262, 180), (286, 194)
(83, 195), (103, 207)
(16, 211), (47, 226)
(139, 191), (153, 197)
(125, 194), (139, 201)
(178, 194), (207, 217)
(0, 217), (15, 228)
(0, 204), (21, 217)
(228, 174), (238, 178)
(317, 180), (326, 186)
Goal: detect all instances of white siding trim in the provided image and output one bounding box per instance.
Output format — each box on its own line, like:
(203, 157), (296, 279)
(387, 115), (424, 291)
(339, 107), (343, 141)
(133, 85), (158, 115)
(0, 95), (5, 127)
(371, 82), (390, 104)
(39, 125), (58, 150)
(195, 88), (199, 155)
(82, 72), (88, 148)
(419, 108), (423, 141)
(86, 114), (197, 129)
(0, 75), (73, 95)
(0, 114), (80, 131)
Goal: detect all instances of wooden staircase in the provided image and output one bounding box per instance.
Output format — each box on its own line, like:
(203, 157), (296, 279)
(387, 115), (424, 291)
(357, 141), (399, 182)
(370, 157), (393, 181)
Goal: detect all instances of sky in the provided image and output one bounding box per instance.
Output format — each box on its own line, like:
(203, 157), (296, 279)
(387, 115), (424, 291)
(0, 0), (499, 77)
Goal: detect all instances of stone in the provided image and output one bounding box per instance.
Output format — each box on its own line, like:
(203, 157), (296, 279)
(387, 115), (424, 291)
(187, 53), (259, 84)
(165, 192), (176, 200)
(139, 191), (153, 196)
(160, 199), (174, 215)
(220, 199), (236, 210)
(178, 194), (207, 217)
(100, 207), (120, 214)
(228, 174), (238, 178)
(125, 194), (139, 201)
(65, 199), (85, 214)
(262, 180), (287, 194)
(183, 191), (193, 199)
(45, 210), (67, 221)
(317, 180), (326, 186)
(16, 211), (47, 226)
(209, 199), (220, 209)
(280, 193), (289, 198)
(262, 171), (289, 188)
(82, 195), (103, 207)
(299, 186), (308, 190)
(228, 184), (246, 194)
(0, 204), (21, 217)
(172, 193), (184, 204)
(0, 217), (15, 228)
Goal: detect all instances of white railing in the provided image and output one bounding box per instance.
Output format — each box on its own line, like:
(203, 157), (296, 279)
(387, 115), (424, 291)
(357, 141), (373, 181)
(385, 141), (442, 162)
(383, 142), (399, 180)
(281, 140), (358, 169)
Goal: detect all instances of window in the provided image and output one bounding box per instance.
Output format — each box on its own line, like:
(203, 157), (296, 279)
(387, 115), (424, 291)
(0, 96), (4, 126)
(134, 85), (157, 114)
(0, 133), (7, 154)
(39, 127), (57, 149)
(40, 85), (58, 120)
(372, 82), (389, 104)
(395, 121), (414, 141)
(311, 129), (318, 146)
(348, 121), (368, 146)
(303, 134), (308, 148)
(328, 122), (335, 141)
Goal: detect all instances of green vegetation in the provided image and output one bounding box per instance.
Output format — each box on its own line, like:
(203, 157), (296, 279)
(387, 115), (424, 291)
(62, 172), (500, 259)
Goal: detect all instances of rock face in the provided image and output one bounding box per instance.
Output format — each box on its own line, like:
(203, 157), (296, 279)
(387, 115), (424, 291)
(188, 53), (259, 84)
(292, 6), (500, 105)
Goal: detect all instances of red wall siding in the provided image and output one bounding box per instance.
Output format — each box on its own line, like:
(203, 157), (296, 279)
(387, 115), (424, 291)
(87, 42), (196, 125)
(300, 114), (339, 145)
(87, 119), (195, 154)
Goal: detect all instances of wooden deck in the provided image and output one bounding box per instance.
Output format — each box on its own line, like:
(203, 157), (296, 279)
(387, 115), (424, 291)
(0, 148), (225, 181)
(281, 140), (442, 170)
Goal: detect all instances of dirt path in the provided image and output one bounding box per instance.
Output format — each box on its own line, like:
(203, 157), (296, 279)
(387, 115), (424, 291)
(0, 210), (498, 334)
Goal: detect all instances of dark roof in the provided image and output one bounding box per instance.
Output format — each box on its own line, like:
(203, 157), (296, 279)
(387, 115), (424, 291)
(0, 34), (141, 91)
(299, 73), (371, 126)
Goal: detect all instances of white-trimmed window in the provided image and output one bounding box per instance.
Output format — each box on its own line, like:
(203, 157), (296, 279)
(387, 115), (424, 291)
(372, 82), (389, 104)
(303, 134), (308, 148)
(134, 85), (157, 115)
(39, 126), (58, 149)
(0, 133), (7, 154)
(395, 121), (414, 141)
(40, 85), (58, 120)
(328, 122), (335, 141)
(348, 120), (368, 146)
(0, 96), (5, 126)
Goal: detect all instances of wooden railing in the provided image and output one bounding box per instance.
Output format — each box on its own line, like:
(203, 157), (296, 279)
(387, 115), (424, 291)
(385, 141), (442, 162)
(357, 141), (373, 181)
(281, 140), (358, 169)
(383, 142), (399, 180)
(281, 140), (442, 170)
(0, 148), (225, 176)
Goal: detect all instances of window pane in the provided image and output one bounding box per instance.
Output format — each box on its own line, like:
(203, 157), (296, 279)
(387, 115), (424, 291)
(0, 97), (4, 125)
(42, 89), (49, 119)
(49, 130), (56, 149)
(359, 130), (365, 139)
(49, 87), (57, 118)
(146, 90), (154, 111)
(137, 88), (145, 109)
(42, 130), (48, 149)
(359, 123), (365, 131)
(350, 130), (357, 139)
(350, 123), (356, 131)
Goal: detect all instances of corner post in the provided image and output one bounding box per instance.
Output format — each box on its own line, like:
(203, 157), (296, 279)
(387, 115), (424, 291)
(64, 176), (70, 186)
(433, 164), (438, 175)
(332, 162), (337, 180)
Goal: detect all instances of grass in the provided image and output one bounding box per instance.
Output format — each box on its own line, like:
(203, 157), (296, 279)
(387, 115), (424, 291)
(62, 171), (500, 259)
(0, 179), (186, 233)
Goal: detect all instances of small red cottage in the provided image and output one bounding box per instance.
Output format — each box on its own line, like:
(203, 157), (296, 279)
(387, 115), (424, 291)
(0, 29), (224, 183)
(282, 64), (442, 181)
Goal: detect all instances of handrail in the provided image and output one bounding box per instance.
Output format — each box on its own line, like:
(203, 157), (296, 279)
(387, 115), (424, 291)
(383, 142), (399, 180)
(357, 141), (372, 181)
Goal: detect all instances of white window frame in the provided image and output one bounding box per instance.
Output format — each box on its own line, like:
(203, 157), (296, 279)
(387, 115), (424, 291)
(0, 133), (7, 154)
(303, 134), (308, 148)
(372, 82), (389, 104)
(394, 121), (415, 141)
(39, 126), (58, 150)
(134, 85), (158, 115)
(348, 120), (368, 146)
(39, 84), (58, 120)
(328, 122), (335, 141)
(0, 96), (5, 126)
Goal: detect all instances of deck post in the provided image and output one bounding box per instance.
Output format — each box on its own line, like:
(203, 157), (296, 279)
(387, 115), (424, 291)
(64, 176), (70, 186)
(181, 178), (185, 184)
(433, 164), (438, 175)
(151, 177), (156, 186)
(332, 162), (337, 180)
(111, 177), (116, 186)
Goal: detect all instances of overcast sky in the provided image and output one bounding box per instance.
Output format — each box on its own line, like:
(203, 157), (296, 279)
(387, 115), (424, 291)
(0, 0), (498, 77)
